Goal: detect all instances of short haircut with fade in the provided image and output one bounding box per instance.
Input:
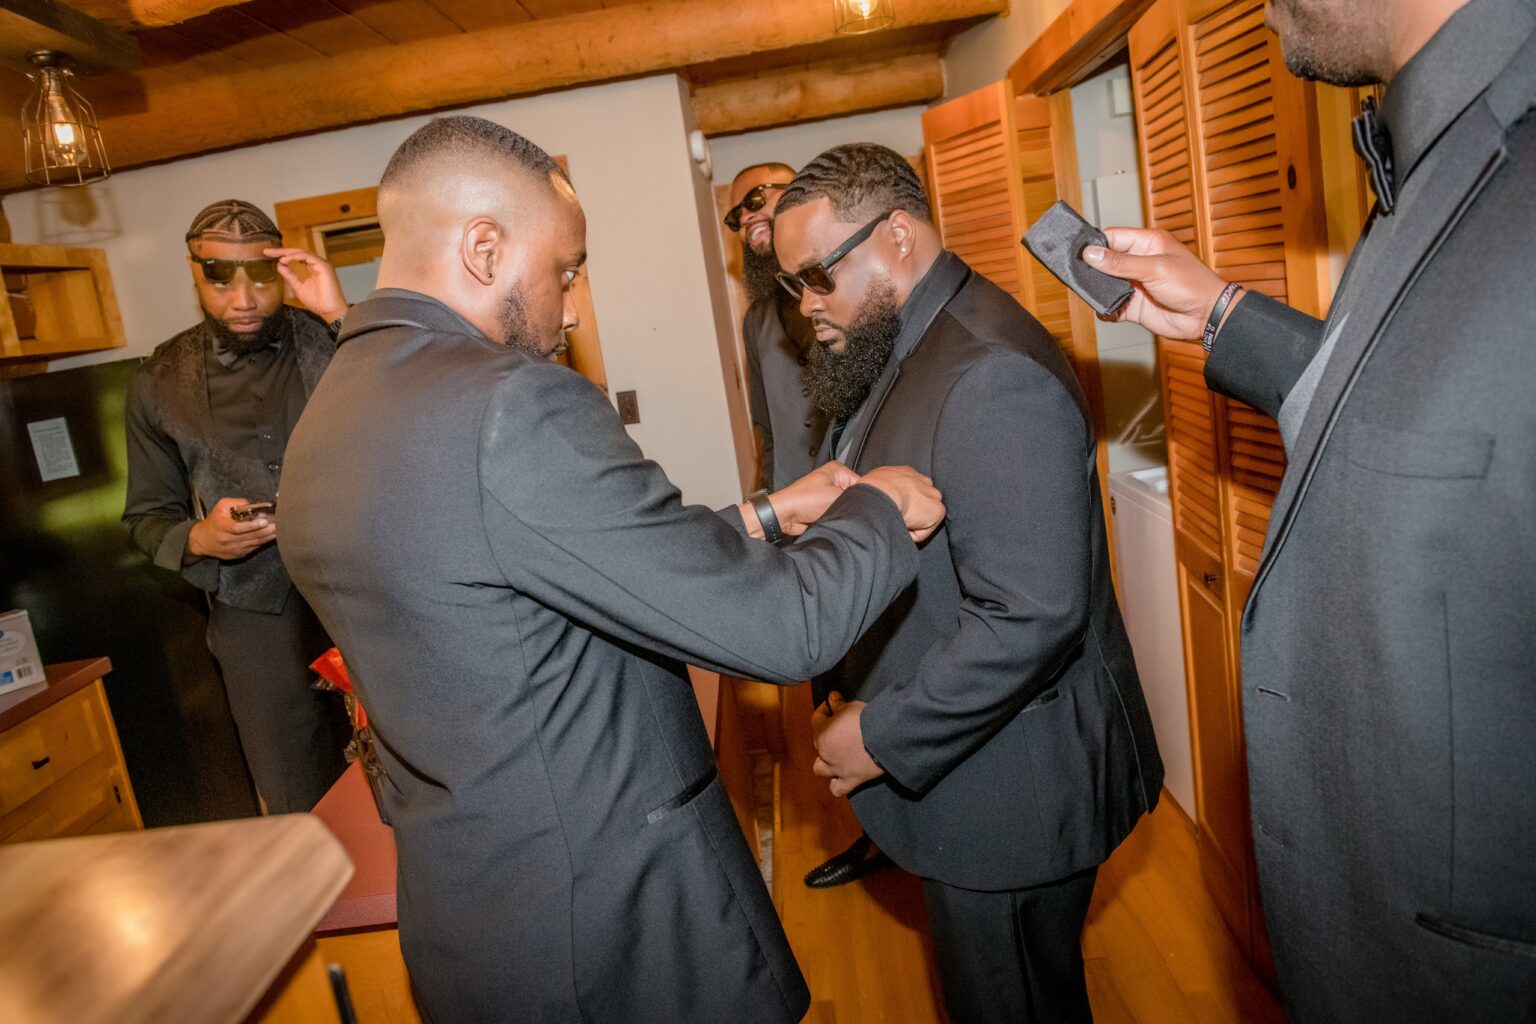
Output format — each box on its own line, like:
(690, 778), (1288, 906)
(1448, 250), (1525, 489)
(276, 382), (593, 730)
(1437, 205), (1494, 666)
(379, 115), (569, 193)
(776, 144), (930, 224)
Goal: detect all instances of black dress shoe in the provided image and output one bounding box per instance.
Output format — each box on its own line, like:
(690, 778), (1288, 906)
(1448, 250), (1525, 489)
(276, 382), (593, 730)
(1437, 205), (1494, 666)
(803, 833), (893, 888)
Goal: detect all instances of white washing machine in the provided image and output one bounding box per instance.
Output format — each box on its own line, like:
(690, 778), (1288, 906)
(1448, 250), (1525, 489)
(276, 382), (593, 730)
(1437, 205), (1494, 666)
(1108, 466), (1194, 817)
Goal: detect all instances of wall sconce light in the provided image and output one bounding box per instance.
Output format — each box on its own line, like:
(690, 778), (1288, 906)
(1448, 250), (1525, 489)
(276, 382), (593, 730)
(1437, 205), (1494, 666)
(835, 0), (895, 35)
(22, 50), (111, 187)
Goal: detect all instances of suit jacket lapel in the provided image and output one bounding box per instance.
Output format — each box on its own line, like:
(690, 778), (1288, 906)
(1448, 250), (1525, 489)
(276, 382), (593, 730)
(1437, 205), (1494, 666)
(847, 364), (903, 471)
(1249, 98), (1511, 604)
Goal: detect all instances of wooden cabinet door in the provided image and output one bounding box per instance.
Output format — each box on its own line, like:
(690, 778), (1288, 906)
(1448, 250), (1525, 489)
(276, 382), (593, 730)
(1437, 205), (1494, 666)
(1130, 0), (1257, 963)
(923, 80), (1032, 305)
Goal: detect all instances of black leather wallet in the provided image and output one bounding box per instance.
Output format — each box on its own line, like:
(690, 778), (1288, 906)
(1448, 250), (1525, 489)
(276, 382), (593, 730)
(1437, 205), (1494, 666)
(1021, 200), (1134, 317)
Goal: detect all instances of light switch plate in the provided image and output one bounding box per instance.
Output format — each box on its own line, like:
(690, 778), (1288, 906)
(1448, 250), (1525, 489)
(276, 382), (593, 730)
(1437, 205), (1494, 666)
(616, 390), (640, 425)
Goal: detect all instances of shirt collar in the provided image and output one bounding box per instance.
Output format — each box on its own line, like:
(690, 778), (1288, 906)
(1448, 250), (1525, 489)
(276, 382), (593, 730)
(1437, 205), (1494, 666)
(350, 288), (490, 341)
(1380, 0), (1535, 192)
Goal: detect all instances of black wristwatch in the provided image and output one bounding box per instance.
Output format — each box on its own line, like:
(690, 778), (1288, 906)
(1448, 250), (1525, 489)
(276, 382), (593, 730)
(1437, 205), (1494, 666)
(747, 489), (785, 545)
(325, 310), (348, 339)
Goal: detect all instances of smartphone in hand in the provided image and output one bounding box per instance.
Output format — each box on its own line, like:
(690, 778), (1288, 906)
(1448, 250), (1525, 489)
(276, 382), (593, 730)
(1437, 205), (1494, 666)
(1022, 200), (1134, 317)
(230, 501), (276, 522)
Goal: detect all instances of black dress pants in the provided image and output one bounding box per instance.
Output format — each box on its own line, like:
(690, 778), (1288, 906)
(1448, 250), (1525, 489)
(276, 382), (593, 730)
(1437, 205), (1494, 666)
(921, 866), (1099, 1024)
(207, 592), (349, 814)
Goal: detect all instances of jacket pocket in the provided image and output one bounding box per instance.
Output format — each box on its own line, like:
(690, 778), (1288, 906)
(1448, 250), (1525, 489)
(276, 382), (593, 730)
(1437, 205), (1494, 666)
(1342, 422), (1494, 479)
(1416, 912), (1536, 960)
(645, 767), (720, 825)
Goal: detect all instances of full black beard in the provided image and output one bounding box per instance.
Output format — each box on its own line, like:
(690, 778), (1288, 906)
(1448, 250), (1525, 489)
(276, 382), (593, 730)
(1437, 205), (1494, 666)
(204, 309), (287, 356)
(802, 281), (902, 422)
(742, 244), (783, 305)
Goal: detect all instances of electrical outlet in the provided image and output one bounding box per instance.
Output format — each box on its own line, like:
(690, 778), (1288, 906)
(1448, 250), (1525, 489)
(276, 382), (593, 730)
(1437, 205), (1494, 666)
(616, 390), (640, 425)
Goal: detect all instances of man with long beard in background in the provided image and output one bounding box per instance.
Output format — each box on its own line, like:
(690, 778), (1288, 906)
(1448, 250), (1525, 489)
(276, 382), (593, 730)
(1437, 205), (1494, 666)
(776, 143), (1163, 1023)
(727, 161), (826, 492)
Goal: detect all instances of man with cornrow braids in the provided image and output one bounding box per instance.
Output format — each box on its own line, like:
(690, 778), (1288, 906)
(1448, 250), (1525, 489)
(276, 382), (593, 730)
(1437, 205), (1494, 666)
(123, 199), (353, 814)
(775, 143), (1163, 1023)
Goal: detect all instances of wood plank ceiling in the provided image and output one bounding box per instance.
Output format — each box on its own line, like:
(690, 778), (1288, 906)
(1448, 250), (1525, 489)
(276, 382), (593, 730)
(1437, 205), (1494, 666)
(1, 0), (1004, 192)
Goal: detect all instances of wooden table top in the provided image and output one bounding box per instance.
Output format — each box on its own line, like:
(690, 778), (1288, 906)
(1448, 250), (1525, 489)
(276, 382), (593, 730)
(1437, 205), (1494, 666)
(0, 814), (352, 1024)
(0, 657), (113, 733)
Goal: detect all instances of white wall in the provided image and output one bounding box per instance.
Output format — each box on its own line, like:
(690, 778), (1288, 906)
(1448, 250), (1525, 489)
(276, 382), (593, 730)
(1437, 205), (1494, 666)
(6, 75), (745, 509)
(1071, 65), (1165, 473)
(943, 0), (1072, 100)
(708, 106), (927, 187)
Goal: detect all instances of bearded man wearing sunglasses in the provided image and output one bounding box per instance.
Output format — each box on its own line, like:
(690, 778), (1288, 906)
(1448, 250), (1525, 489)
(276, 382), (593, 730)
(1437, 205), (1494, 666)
(121, 198), (353, 815)
(725, 162), (827, 493)
(773, 144), (1163, 1024)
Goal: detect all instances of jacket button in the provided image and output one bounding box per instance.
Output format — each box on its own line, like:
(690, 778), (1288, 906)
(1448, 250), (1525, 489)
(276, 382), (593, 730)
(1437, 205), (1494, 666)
(266, 461), (280, 472)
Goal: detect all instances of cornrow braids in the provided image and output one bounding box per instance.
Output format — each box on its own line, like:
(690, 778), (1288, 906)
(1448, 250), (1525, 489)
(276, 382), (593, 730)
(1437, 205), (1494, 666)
(776, 143), (930, 224)
(185, 199), (282, 245)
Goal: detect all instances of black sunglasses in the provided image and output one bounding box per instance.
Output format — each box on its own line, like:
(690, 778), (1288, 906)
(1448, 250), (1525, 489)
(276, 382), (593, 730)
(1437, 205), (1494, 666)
(775, 210), (894, 299)
(190, 254), (281, 285)
(723, 183), (787, 232)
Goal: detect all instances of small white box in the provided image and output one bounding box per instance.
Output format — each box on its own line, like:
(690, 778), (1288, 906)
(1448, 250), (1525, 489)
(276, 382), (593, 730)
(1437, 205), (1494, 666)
(0, 609), (45, 697)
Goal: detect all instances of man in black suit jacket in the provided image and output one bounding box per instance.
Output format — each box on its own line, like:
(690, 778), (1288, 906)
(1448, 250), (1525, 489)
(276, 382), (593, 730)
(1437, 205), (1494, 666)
(772, 144), (1164, 1024)
(279, 117), (944, 1024)
(1087, 0), (1536, 1018)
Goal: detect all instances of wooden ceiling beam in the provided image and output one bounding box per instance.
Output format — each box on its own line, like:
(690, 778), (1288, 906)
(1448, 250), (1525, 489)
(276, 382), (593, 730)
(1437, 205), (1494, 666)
(693, 52), (945, 136)
(61, 1), (249, 30)
(0, 0), (1004, 191)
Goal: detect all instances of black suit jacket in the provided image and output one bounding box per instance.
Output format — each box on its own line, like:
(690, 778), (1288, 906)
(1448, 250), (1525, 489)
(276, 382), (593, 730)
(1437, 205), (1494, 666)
(278, 293), (918, 1024)
(817, 256), (1164, 892)
(1204, 6), (1536, 1019)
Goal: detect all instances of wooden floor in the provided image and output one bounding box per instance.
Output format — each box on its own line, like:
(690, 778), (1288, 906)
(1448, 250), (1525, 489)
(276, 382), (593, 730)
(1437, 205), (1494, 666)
(771, 684), (1284, 1024)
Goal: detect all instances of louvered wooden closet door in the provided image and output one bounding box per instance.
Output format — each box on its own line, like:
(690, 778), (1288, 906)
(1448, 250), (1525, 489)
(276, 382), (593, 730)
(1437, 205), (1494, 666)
(922, 81), (1032, 304)
(1185, 0), (1328, 611)
(1131, 0), (1224, 573)
(1132, 0), (1261, 972)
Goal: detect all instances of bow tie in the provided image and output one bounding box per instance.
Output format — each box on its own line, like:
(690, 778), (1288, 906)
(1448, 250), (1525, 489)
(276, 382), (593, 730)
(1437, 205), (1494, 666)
(1352, 96), (1396, 215)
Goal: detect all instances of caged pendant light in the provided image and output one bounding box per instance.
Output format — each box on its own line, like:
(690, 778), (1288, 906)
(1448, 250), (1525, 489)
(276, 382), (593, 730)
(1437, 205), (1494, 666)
(22, 50), (111, 187)
(834, 0), (895, 35)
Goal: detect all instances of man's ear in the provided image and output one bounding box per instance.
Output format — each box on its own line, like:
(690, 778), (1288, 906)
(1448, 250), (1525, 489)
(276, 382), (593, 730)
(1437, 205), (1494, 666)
(462, 216), (501, 285)
(888, 210), (917, 258)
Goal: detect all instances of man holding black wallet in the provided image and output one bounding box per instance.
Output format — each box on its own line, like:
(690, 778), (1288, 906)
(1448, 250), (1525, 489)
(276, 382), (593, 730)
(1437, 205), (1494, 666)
(773, 143), (1163, 1023)
(1083, 0), (1536, 1018)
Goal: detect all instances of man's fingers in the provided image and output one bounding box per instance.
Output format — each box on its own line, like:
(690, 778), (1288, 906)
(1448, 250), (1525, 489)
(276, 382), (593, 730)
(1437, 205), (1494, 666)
(812, 757), (836, 779)
(1081, 243), (1149, 282)
(1101, 226), (1168, 255)
(829, 778), (851, 799)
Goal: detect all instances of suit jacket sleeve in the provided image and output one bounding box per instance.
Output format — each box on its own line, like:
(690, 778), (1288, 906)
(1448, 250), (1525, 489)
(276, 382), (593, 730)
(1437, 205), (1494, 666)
(857, 352), (1095, 795)
(477, 361), (918, 684)
(1204, 291), (1327, 418)
(121, 371), (220, 592)
(742, 307), (775, 491)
